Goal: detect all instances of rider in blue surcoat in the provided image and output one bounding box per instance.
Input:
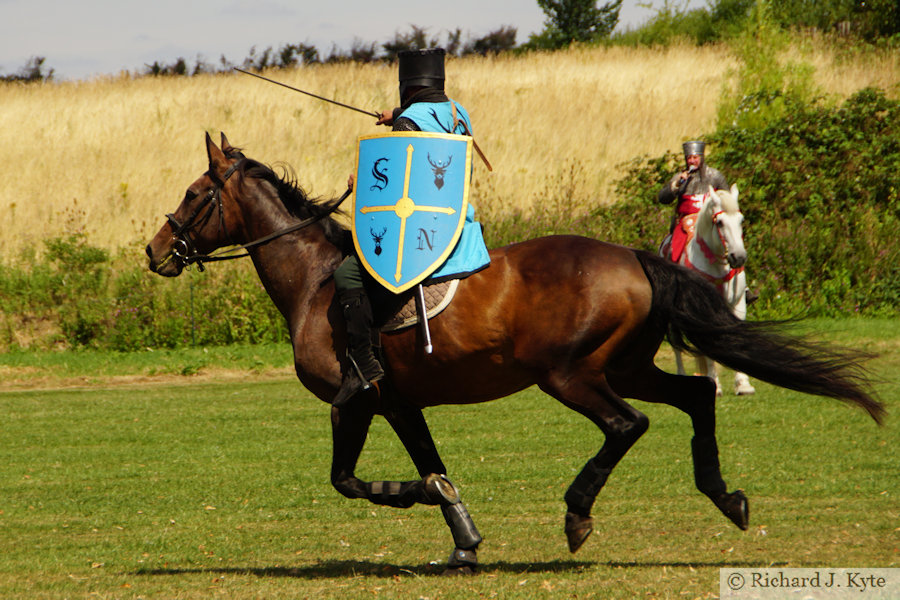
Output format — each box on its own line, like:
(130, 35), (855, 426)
(332, 47), (490, 407)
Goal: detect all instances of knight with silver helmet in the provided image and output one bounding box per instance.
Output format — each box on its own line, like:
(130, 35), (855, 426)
(657, 140), (729, 263)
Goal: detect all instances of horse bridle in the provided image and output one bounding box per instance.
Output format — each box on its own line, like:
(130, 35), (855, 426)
(166, 158), (245, 271)
(697, 210), (729, 263)
(689, 209), (744, 289)
(164, 157), (350, 271)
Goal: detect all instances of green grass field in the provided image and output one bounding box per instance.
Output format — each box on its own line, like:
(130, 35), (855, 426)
(0, 319), (897, 599)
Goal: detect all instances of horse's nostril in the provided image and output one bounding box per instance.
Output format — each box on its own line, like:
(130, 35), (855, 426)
(146, 244), (153, 258)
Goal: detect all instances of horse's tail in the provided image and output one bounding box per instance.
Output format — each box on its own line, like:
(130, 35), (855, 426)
(633, 250), (886, 424)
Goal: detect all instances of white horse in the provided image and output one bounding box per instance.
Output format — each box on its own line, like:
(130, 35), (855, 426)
(674, 184), (756, 396)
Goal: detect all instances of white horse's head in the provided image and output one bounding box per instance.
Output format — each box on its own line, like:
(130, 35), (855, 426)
(700, 184), (746, 269)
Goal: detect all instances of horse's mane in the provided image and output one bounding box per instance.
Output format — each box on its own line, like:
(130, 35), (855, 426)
(714, 188), (739, 213)
(230, 150), (350, 248)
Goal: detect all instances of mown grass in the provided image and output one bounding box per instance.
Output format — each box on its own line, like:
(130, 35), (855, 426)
(0, 343), (293, 389)
(0, 320), (896, 599)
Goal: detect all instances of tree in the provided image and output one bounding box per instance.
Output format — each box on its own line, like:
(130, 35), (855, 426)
(1, 56), (54, 82)
(764, 0), (900, 37)
(528, 0), (623, 49)
(465, 26), (519, 55)
(381, 25), (440, 60)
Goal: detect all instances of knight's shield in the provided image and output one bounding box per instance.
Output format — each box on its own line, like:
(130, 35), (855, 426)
(352, 132), (472, 294)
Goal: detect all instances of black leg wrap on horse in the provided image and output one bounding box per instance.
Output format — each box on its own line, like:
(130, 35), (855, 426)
(441, 502), (482, 550)
(364, 474), (461, 508)
(365, 480), (427, 508)
(691, 435), (727, 497)
(564, 458), (612, 517)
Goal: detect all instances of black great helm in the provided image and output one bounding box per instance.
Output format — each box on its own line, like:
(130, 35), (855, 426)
(398, 48), (446, 99)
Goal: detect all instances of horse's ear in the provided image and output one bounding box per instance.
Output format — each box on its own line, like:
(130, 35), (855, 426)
(730, 183), (739, 202)
(220, 132), (233, 154)
(205, 131), (227, 171)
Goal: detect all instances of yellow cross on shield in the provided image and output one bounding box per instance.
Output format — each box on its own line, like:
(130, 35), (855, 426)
(352, 132), (472, 294)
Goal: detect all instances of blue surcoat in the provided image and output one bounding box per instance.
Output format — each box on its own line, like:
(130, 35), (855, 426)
(398, 100), (490, 281)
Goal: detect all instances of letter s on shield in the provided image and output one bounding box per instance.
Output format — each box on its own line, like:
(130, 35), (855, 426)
(352, 132), (472, 294)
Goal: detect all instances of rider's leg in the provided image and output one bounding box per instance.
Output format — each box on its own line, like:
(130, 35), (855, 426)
(333, 255), (384, 406)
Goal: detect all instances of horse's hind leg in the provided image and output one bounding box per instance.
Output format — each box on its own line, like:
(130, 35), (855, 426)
(540, 374), (649, 553)
(674, 339), (722, 396)
(609, 366), (749, 530)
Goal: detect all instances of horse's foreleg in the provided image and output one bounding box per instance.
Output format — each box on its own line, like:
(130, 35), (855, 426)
(673, 346), (687, 376)
(329, 403), (374, 501)
(384, 404), (482, 573)
(330, 402), (464, 509)
(609, 367), (749, 530)
(730, 273), (756, 396)
(542, 375), (649, 553)
(695, 354), (722, 396)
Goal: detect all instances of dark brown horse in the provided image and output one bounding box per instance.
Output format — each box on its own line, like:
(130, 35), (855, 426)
(146, 133), (884, 573)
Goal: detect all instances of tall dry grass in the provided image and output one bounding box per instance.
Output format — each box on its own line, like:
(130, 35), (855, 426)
(1, 41), (898, 261)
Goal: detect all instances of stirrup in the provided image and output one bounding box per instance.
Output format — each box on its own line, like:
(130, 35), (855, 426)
(332, 364), (381, 408)
(348, 351), (384, 388)
(332, 374), (364, 408)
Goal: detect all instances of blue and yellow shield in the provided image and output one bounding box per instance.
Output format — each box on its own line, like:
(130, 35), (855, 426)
(352, 132), (472, 294)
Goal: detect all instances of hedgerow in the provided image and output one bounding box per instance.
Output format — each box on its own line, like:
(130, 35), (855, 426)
(597, 87), (900, 318)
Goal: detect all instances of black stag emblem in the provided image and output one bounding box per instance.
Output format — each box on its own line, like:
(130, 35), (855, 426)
(370, 227), (387, 256)
(370, 158), (389, 191)
(427, 153), (452, 190)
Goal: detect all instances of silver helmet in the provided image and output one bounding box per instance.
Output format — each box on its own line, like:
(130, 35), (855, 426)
(682, 140), (706, 159)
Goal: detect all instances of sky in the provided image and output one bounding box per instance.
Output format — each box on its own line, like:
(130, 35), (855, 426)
(1, 0), (707, 81)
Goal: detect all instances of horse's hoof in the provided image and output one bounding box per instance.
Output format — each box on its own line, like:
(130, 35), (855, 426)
(443, 547), (477, 576)
(713, 490), (749, 530)
(735, 384), (756, 396)
(423, 473), (460, 505)
(442, 564), (477, 576)
(564, 512), (593, 553)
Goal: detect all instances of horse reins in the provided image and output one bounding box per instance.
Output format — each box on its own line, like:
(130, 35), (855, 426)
(165, 158), (349, 271)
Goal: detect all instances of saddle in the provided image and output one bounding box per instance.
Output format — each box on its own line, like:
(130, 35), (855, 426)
(374, 279), (460, 332)
(670, 213), (698, 263)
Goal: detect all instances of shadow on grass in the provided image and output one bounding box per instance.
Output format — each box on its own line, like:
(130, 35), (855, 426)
(135, 558), (783, 579)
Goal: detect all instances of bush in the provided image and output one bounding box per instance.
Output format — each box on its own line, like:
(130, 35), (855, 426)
(0, 236), (289, 352)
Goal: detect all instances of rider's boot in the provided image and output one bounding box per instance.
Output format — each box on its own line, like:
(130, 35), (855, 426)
(333, 287), (384, 407)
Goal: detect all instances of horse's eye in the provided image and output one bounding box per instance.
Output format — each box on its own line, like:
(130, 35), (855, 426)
(184, 190), (198, 202)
